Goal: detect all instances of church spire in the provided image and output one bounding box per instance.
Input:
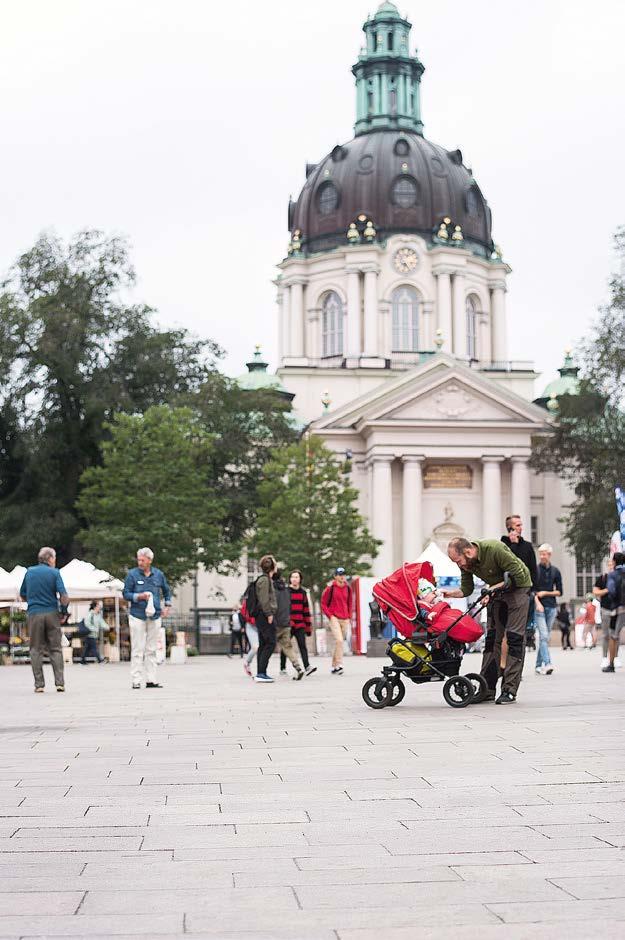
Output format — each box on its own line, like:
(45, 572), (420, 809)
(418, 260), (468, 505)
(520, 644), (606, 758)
(352, 2), (425, 137)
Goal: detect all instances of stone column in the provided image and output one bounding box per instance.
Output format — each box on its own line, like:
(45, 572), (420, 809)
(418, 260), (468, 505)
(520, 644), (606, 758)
(478, 313), (490, 365)
(363, 264), (380, 356)
(290, 279), (305, 357)
(281, 285), (291, 358)
(276, 292), (285, 364)
(433, 266), (452, 352)
(422, 300), (434, 350)
(481, 456), (504, 539)
(402, 456), (424, 561)
(371, 455), (394, 577)
(452, 271), (466, 358)
(511, 456), (531, 530)
(490, 280), (507, 364)
(346, 266), (362, 359)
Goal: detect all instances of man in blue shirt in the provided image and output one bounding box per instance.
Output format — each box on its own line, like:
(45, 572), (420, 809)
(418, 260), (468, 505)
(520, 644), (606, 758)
(20, 547), (69, 692)
(604, 551), (625, 673)
(534, 544), (563, 676)
(123, 547), (172, 689)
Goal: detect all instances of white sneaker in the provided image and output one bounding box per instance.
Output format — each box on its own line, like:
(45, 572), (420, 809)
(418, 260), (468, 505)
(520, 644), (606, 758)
(615, 657), (622, 669)
(279, 669), (287, 677)
(535, 667), (543, 675)
(601, 657), (609, 669)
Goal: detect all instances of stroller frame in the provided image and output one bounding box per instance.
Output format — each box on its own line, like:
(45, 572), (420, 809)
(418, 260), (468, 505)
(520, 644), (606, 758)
(362, 577), (511, 710)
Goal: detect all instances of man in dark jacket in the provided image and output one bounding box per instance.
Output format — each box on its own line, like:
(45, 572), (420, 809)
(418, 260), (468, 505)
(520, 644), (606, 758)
(254, 554), (278, 683)
(501, 515), (537, 585)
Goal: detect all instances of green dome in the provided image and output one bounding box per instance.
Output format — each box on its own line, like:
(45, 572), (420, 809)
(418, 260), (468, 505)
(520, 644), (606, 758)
(236, 346), (294, 401)
(534, 351), (580, 409)
(373, 1), (402, 18)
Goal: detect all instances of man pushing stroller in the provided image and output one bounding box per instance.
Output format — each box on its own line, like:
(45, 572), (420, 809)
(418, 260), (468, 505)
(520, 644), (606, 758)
(442, 537), (532, 704)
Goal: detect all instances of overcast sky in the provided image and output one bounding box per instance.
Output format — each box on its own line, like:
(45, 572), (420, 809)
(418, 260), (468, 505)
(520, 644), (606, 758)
(1, 0), (624, 394)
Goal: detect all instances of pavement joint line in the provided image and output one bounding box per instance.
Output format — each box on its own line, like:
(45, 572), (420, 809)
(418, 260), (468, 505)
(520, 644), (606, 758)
(291, 885), (303, 910)
(74, 889), (88, 914)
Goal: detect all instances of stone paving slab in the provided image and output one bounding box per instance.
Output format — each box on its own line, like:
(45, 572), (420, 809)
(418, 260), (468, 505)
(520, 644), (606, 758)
(0, 647), (624, 937)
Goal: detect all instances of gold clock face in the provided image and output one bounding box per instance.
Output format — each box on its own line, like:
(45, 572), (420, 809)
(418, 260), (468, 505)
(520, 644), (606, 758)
(393, 247), (418, 273)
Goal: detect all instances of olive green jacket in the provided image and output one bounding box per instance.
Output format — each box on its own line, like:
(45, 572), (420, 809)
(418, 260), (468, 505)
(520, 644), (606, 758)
(460, 539), (532, 597)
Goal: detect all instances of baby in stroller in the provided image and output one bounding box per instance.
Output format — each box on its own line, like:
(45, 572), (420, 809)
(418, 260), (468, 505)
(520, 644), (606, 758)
(362, 561), (501, 709)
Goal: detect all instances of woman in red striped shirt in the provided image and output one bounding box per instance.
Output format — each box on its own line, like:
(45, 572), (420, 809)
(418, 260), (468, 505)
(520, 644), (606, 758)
(279, 570), (317, 676)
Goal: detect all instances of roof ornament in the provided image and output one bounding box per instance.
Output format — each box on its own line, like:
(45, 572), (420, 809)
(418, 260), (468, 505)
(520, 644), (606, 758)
(546, 392), (559, 413)
(321, 390), (332, 412)
(347, 222), (360, 244)
(451, 224), (464, 244)
(435, 217), (450, 241)
(490, 244), (504, 261)
(287, 229), (303, 256)
(434, 329), (444, 350)
(363, 219), (377, 241)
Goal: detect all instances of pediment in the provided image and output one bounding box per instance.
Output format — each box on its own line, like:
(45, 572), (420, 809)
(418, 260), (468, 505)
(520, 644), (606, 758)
(383, 379), (525, 423)
(312, 355), (548, 430)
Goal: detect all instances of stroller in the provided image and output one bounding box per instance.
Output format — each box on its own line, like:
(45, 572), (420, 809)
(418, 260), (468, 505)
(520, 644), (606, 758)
(362, 561), (507, 709)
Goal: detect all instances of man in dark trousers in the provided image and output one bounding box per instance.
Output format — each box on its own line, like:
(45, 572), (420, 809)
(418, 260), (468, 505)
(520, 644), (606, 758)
(501, 514), (537, 651)
(444, 537), (532, 704)
(20, 547), (69, 693)
(254, 554), (278, 683)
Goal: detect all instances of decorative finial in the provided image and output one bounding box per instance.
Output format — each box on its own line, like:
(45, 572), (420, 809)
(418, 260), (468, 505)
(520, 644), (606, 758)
(321, 390), (331, 412)
(347, 222), (360, 244)
(436, 219), (449, 240)
(546, 392), (559, 413)
(491, 244), (503, 261)
(363, 219), (377, 241)
(434, 329), (444, 350)
(451, 224), (464, 243)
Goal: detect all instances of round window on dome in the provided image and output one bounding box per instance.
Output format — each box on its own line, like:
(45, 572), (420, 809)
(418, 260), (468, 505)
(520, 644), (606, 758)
(391, 176), (419, 209)
(317, 181), (340, 215)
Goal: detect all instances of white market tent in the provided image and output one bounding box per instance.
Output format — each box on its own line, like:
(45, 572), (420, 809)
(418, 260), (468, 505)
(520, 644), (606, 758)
(416, 541), (461, 579)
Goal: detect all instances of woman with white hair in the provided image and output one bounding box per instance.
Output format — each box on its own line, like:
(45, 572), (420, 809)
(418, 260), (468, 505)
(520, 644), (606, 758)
(122, 547), (172, 690)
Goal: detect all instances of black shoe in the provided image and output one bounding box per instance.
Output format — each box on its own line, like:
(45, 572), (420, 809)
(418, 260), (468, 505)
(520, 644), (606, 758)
(602, 664), (615, 673)
(132, 682), (141, 689)
(145, 682), (162, 688)
(293, 669), (304, 681)
(496, 690), (516, 704)
(483, 691), (497, 702)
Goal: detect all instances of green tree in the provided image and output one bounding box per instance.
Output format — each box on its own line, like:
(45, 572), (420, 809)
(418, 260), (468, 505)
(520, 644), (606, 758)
(250, 436), (380, 600)
(532, 227), (625, 562)
(77, 406), (225, 585)
(0, 230), (215, 565)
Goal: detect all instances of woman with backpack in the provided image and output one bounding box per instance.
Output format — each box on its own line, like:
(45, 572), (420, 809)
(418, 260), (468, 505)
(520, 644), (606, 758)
(248, 554), (278, 683)
(81, 600), (108, 665)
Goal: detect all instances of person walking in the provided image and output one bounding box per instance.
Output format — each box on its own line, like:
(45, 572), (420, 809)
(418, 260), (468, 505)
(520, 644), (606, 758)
(534, 544), (563, 675)
(229, 605), (245, 657)
(556, 602), (573, 650)
(274, 571), (304, 680)
(501, 514), (538, 652)
(603, 551), (625, 673)
(594, 559), (619, 669)
(254, 554), (278, 683)
(443, 537), (532, 704)
(240, 597), (258, 677)
(81, 600), (108, 664)
(19, 547), (69, 693)
(123, 547), (172, 690)
(577, 595), (597, 649)
(321, 567), (352, 675)
(288, 570), (316, 676)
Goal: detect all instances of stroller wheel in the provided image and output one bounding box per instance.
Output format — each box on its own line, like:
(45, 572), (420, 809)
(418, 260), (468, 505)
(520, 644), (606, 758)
(465, 672), (488, 704)
(442, 676), (473, 709)
(387, 678), (406, 706)
(362, 677), (393, 709)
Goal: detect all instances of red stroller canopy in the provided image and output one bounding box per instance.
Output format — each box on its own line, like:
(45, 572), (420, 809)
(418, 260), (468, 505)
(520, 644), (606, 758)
(373, 561), (482, 643)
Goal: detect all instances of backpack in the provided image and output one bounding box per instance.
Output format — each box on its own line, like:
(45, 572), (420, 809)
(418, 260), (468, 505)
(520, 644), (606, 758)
(616, 569), (625, 608)
(244, 578), (261, 619)
(76, 619), (89, 638)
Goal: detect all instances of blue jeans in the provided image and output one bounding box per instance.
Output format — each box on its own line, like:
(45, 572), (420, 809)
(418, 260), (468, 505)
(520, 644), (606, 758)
(535, 606), (557, 667)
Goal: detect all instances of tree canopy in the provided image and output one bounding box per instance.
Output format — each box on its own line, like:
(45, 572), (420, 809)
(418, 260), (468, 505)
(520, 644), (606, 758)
(0, 229), (295, 569)
(532, 227), (625, 562)
(251, 436), (380, 598)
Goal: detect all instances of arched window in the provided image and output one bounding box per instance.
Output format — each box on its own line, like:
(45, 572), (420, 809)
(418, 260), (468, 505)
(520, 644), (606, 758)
(322, 291), (344, 358)
(391, 175), (419, 208)
(466, 295), (479, 360)
(317, 181), (339, 215)
(466, 187), (480, 216)
(392, 286), (420, 352)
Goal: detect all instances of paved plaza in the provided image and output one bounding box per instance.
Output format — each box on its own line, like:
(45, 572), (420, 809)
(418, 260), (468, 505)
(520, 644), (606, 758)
(1, 648), (625, 939)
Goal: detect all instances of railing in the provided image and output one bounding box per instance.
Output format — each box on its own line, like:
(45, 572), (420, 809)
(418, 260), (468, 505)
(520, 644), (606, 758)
(479, 360), (535, 372)
(288, 355), (535, 372)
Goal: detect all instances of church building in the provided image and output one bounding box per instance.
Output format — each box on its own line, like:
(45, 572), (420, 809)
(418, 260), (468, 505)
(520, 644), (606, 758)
(275, 2), (577, 594)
